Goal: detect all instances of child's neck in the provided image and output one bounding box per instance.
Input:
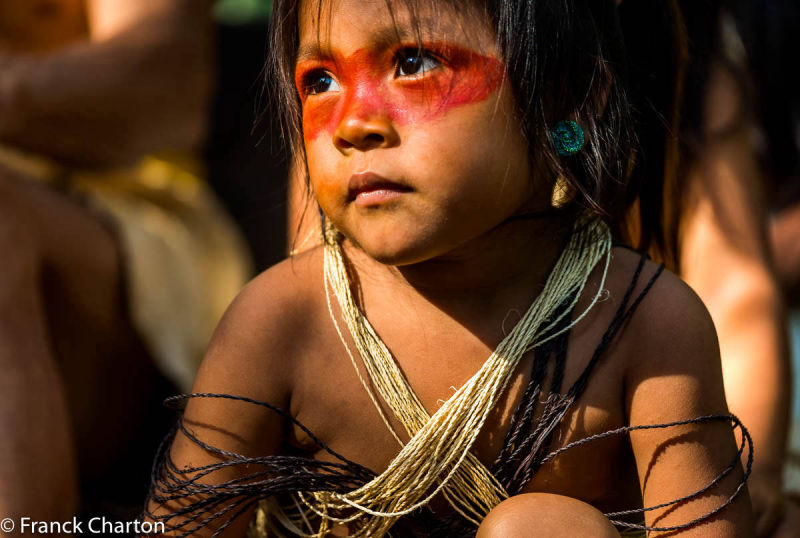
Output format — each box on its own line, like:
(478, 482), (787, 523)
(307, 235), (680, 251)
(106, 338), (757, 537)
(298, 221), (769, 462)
(344, 214), (573, 311)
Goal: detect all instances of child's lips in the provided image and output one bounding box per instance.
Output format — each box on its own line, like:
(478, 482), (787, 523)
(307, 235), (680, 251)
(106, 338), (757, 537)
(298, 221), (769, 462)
(348, 172), (412, 207)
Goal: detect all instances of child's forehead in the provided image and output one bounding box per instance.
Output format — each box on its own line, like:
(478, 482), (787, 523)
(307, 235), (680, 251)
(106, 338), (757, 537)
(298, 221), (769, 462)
(296, 0), (493, 57)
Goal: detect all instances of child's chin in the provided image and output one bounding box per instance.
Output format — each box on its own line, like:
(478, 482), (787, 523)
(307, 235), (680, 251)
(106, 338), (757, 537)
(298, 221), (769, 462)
(358, 240), (434, 267)
(365, 248), (423, 267)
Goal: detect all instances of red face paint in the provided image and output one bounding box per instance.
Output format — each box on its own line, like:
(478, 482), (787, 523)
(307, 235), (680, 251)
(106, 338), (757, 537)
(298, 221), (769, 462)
(295, 42), (505, 141)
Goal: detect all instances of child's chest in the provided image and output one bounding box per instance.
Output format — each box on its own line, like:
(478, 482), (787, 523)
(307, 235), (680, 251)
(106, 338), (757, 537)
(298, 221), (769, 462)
(286, 302), (643, 516)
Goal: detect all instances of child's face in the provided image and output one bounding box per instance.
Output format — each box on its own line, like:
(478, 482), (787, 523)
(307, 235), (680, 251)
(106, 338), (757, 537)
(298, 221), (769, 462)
(297, 0), (536, 265)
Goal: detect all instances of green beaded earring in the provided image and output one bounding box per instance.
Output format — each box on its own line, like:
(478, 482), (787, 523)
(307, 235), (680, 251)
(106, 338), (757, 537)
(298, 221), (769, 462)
(550, 120), (585, 156)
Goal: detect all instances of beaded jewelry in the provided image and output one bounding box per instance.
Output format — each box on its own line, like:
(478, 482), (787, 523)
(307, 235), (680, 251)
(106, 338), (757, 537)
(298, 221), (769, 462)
(551, 120), (586, 156)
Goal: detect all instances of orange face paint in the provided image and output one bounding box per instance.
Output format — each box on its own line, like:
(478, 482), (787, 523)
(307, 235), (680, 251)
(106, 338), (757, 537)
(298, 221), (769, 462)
(295, 42), (505, 141)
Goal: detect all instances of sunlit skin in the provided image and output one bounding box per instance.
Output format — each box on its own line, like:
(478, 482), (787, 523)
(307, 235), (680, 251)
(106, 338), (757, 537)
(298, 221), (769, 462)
(296, 0), (541, 268)
(0, 0), (86, 52)
(154, 1), (754, 535)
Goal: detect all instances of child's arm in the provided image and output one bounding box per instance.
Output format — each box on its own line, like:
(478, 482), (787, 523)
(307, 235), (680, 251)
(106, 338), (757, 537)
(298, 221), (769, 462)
(625, 270), (755, 536)
(144, 264), (304, 536)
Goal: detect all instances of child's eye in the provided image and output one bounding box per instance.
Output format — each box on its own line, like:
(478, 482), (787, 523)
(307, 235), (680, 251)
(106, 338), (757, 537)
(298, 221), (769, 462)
(302, 71), (341, 96)
(395, 49), (441, 77)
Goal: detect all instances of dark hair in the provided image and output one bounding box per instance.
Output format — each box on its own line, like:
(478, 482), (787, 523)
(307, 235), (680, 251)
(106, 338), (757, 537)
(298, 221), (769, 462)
(270, 0), (686, 245)
(736, 0), (800, 205)
(633, 0), (754, 270)
(617, 0), (688, 268)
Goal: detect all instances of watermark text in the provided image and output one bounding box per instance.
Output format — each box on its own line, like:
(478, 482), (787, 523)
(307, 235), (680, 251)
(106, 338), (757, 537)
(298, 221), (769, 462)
(0, 516), (164, 535)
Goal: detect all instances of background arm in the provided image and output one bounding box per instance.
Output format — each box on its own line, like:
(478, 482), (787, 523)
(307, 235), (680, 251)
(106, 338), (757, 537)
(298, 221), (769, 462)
(0, 0), (214, 166)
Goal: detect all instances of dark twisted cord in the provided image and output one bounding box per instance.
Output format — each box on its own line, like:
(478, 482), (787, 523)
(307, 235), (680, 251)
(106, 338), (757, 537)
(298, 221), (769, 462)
(143, 393), (375, 536)
(143, 254), (752, 536)
(163, 393), (364, 466)
(427, 253), (656, 536)
(601, 416), (751, 520)
(511, 255), (656, 490)
(492, 293), (575, 486)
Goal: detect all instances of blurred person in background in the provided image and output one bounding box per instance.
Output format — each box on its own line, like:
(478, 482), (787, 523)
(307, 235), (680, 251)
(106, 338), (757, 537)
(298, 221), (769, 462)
(624, 0), (799, 535)
(0, 0), (250, 522)
(731, 0), (800, 528)
(731, 0), (800, 309)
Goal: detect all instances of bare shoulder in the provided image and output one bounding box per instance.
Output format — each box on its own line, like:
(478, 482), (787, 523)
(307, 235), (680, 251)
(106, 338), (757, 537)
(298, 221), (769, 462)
(160, 246), (329, 472)
(606, 250), (754, 533)
(590, 247), (726, 416)
(191, 246), (326, 410)
(147, 250), (328, 536)
(609, 248), (721, 392)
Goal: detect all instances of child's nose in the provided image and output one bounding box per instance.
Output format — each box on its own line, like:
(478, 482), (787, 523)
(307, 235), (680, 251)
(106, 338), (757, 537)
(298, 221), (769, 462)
(333, 111), (400, 152)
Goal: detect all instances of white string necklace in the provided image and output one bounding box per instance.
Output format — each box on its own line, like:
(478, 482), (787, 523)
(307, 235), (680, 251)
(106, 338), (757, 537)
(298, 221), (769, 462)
(267, 218), (611, 537)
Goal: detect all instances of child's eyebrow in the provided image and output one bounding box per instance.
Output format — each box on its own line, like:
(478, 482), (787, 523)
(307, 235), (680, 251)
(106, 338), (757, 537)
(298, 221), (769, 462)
(296, 42), (329, 64)
(296, 19), (452, 64)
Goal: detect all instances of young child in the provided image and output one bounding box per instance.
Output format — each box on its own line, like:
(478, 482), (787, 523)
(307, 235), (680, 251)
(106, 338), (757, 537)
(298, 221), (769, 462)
(145, 0), (755, 536)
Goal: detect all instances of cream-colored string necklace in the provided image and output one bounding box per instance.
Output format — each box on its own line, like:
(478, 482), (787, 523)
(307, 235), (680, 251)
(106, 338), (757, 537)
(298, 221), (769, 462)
(268, 218), (611, 537)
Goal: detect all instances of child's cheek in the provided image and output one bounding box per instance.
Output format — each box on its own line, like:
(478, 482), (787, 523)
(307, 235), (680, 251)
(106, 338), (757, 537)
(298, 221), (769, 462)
(304, 144), (340, 211)
(312, 180), (339, 214)
(302, 97), (338, 144)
